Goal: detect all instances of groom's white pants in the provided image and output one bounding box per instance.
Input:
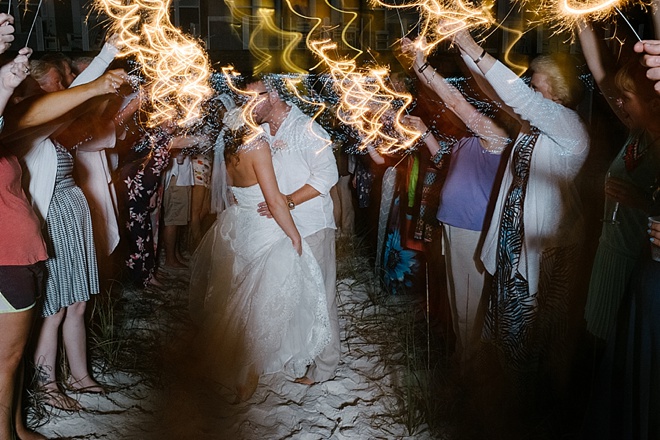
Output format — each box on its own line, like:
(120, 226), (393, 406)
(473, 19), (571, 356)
(304, 228), (340, 382)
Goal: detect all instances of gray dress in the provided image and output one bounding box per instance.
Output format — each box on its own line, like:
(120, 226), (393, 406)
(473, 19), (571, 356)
(42, 143), (99, 317)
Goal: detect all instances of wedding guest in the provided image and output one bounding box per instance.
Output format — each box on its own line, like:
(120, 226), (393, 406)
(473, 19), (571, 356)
(582, 207), (660, 439)
(162, 151), (192, 269)
(29, 58), (69, 93)
(452, 29), (589, 392)
(38, 52), (76, 87)
(0, 16), (44, 439)
(12, 37), (126, 410)
(401, 37), (513, 366)
(190, 149), (213, 247)
(579, 22), (660, 341)
(56, 61), (139, 271)
(119, 120), (207, 286)
(330, 147), (355, 237)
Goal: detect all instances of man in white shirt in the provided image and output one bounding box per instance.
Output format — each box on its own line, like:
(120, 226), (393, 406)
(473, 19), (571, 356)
(247, 79), (340, 384)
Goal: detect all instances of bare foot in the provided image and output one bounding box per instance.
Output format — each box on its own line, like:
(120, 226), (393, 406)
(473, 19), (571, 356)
(294, 376), (315, 385)
(67, 376), (106, 395)
(15, 425), (47, 440)
(233, 371), (259, 404)
(147, 275), (165, 288)
(39, 386), (82, 412)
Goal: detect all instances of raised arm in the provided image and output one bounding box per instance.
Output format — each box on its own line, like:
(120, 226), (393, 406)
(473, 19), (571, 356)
(401, 37), (509, 153)
(576, 21), (628, 124)
(452, 29), (587, 152)
(0, 14), (31, 122)
(635, 40), (660, 94)
(3, 69), (127, 139)
(70, 35), (121, 87)
(251, 141), (303, 255)
(634, 0), (660, 96)
(445, 30), (521, 125)
(0, 48), (32, 119)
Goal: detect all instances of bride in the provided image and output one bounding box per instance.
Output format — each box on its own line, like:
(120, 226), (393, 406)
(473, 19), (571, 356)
(189, 109), (331, 403)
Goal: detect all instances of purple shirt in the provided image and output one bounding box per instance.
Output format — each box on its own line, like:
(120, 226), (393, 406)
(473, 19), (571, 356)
(436, 136), (503, 231)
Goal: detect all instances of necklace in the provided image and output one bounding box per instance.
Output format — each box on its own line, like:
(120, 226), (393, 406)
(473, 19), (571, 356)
(623, 131), (660, 172)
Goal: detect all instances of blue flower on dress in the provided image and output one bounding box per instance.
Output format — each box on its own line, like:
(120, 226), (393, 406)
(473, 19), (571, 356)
(383, 229), (417, 294)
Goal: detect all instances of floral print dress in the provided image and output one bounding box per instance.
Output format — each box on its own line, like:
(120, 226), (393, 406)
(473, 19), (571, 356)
(119, 128), (171, 286)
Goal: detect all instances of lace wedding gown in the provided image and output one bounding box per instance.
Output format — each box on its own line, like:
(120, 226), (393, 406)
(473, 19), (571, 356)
(190, 184), (331, 390)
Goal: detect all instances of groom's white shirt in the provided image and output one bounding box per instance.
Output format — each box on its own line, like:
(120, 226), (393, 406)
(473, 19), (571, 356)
(262, 104), (338, 238)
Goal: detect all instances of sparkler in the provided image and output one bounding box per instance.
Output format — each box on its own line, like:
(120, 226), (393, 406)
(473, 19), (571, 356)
(25, 0), (43, 47)
(94, 0), (212, 128)
(224, 1), (306, 74)
(526, 0), (645, 38)
(614, 6), (642, 41)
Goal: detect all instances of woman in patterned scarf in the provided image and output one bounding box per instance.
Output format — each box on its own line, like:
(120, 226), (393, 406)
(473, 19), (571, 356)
(452, 29), (590, 391)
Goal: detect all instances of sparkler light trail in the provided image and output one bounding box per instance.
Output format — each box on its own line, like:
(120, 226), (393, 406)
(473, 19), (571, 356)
(500, 24), (529, 76)
(219, 66), (266, 144)
(524, 0), (645, 37)
(324, 0), (363, 59)
(94, 0), (212, 128)
(223, 0), (306, 74)
(279, 75), (333, 148)
(371, 0), (494, 54)
(309, 39), (420, 154)
(252, 8), (306, 74)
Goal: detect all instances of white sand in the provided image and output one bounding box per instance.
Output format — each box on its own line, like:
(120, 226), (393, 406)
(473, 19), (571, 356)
(31, 265), (439, 439)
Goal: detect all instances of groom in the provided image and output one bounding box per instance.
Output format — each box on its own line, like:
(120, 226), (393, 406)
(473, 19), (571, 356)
(247, 78), (340, 384)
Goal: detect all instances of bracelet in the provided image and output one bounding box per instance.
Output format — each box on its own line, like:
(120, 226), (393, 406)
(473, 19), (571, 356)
(418, 61), (430, 73)
(420, 128), (431, 142)
(430, 149), (444, 165)
(426, 69), (436, 85)
(473, 49), (487, 64)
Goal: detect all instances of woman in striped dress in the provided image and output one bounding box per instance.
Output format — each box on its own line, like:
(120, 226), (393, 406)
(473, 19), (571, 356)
(10, 40), (126, 409)
(30, 141), (101, 409)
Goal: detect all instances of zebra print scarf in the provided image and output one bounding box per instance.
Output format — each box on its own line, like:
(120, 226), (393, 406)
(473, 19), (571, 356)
(484, 127), (540, 370)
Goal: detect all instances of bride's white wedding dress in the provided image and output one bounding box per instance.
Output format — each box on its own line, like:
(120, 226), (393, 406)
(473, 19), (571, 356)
(190, 184), (331, 390)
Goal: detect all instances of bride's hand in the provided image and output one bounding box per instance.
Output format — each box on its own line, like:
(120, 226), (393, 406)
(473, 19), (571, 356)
(292, 238), (302, 256)
(257, 201), (273, 218)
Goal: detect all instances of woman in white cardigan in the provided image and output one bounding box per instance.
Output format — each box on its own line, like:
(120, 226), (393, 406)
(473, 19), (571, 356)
(451, 30), (590, 384)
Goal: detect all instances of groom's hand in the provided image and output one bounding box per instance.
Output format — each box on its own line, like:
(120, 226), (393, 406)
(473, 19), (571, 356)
(257, 201), (273, 218)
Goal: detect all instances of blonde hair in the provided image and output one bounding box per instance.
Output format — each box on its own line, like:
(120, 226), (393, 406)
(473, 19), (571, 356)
(529, 53), (584, 108)
(29, 59), (59, 83)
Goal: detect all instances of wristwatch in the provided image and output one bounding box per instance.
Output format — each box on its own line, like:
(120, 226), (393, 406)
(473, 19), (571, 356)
(286, 194), (295, 210)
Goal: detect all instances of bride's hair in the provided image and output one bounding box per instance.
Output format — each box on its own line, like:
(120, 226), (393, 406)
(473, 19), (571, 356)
(223, 125), (251, 164)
